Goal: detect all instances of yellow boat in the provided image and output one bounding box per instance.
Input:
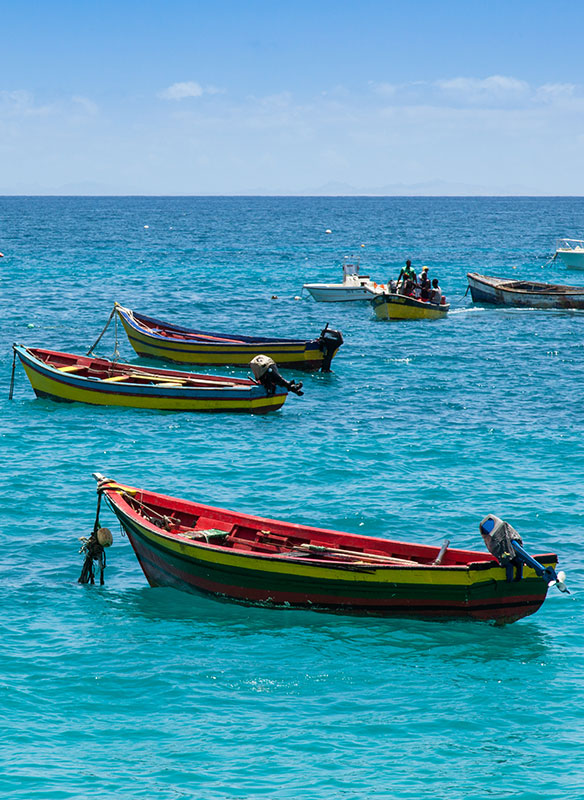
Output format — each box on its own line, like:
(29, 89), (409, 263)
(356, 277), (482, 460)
(13, 345), (295, 414)
(114, 304), (343, 371)
(371, 292), (449, 320)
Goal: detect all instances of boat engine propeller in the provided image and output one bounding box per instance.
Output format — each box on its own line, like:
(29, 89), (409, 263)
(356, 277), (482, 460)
(250, 355), (304, 396)
(318, 323), (344, 372)
(480, 514), (569, 593)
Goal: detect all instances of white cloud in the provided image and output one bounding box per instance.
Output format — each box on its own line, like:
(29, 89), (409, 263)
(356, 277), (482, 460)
(159, 81), (204, 100)
(158, 81), (205, 100)
(370, 81), (398, 97)
(436, 75), (529, 99)
(365, 75), (584, 112)
(72, 95), (98, 115)
(255, 91), (293, 108)
(0, 89), (53, 116)
(204, 85), (226, 96)
(536, 82), (576, 102)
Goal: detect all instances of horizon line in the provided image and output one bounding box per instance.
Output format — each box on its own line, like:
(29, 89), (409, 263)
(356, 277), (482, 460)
(1, 194), (584, 199)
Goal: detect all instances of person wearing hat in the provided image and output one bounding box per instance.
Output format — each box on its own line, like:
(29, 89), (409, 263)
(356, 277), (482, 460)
(419, 265), (430, 300)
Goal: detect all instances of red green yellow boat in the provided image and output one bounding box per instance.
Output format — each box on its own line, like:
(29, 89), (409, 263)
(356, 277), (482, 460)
(92, 474), (563, 623)
(115, 304), (343, 371)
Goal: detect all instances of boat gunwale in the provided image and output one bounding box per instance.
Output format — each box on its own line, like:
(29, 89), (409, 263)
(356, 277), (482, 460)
(467, 272), (584, 296)
(370, 293), (450, 313)
(116, 304), (318, 347)
(98, 480), (556, 575)
(14, 345), (272, 396)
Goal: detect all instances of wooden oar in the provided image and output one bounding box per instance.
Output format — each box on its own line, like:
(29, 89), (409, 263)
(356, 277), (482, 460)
(295, 543), (418, 565)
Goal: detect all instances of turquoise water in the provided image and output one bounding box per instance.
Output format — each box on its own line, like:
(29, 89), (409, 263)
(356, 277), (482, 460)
(1, 196), (584, 799)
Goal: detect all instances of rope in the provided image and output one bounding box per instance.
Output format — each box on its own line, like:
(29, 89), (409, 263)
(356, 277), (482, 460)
(113, 310), (120, 363)
(86, 306), (116, 356)
(450, 285), (471, 305)
(8, 346), (16, 400)
(540, 252), (558, 269)
(78, 492), (108, 585)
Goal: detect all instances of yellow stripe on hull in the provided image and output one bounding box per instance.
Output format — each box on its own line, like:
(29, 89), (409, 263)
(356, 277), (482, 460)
(21, 364), (284, 412)
(127, 512), (536, 588)
(119, 318), (321, 367)
(373, 300), (448, 320)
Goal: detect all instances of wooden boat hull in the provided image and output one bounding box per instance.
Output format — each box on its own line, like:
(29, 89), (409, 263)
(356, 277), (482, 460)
(371, 293), (449, 320)
(98, 477), (556, 622)
(116, 305), (339, 371)
(15, 345), (287, 413)
(467, 272), (584, 309)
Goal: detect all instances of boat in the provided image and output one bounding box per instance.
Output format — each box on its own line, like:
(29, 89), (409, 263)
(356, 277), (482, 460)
(13, 345), (303, 413)
(90, 473), (566, 622)
(303, 258), (386, 302)
(370, 292), (449, 320)
(467, 272), (584, 309)
(555, 238), (584, 269)
(115, 304), (343, 371)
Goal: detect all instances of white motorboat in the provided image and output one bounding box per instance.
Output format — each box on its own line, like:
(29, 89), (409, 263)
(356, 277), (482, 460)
(303, 259), (386, 302)
(555, 238), (584, 269)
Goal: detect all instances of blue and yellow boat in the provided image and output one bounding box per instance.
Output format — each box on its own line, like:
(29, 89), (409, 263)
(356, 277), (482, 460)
(13, 345), (292, 413)
(115, 304), (343, 371)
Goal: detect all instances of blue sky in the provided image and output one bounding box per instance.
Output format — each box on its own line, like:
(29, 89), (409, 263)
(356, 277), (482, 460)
(2, 0), (584, 194)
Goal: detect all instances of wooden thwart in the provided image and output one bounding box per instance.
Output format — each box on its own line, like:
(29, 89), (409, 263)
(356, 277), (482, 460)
(58, 365), (83, 373)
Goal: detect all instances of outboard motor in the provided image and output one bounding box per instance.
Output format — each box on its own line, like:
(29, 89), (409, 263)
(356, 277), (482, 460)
(480, 514), (522, 566)
(318, 323), (344, 372)
(480, 514), (568, 592)
(250, 355), (304, 396)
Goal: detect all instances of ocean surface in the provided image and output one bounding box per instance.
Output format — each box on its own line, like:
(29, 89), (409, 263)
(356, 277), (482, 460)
(1, 196), (584, 800)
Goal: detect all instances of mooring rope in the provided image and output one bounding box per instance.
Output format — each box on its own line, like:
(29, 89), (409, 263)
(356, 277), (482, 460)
(8, 346), (16, 400)
(449, 284), (470, 306)
(86, 306), (116, 356)
(78, 492), (112, 585)
(113, 310), (120, 362)
(539, 252), (558, 269)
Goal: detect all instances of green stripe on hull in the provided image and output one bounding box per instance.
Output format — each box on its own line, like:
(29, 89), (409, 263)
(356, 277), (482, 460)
(118, 511), (547, 614)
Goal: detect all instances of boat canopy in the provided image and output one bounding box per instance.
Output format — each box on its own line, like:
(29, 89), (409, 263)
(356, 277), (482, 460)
(556, 238), (584, 252)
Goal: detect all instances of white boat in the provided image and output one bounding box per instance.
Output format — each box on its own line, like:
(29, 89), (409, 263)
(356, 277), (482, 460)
(303, 259), (386, 302)
(555, 239), (584, 269)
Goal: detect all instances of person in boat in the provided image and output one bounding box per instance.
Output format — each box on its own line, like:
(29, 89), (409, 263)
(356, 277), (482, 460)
(419, 266), (430, 301)
(430, 278), (442, 304)
(398, 260), (416, 296)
